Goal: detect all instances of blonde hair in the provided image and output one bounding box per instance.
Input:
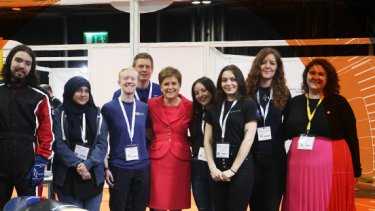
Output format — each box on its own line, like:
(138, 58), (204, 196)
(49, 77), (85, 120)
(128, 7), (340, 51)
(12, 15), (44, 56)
(118, 67), (137, 79)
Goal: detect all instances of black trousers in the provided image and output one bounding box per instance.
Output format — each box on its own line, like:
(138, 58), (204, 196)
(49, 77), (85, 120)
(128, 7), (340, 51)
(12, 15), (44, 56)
(0, 139), (35, 209)
(209, 158), (254, 211)
(109, 165), (150, 211)
(249, 153), (286, 211)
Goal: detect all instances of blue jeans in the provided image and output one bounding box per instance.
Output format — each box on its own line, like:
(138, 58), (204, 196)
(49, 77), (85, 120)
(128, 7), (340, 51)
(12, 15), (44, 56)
(191, 158), (214, 211)
(57, 191), (103, 211)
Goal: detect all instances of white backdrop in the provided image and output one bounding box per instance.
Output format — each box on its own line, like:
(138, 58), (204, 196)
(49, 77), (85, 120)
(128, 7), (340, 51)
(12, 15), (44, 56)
(31, 42), (306, 107)
(83, 43), (305, 107)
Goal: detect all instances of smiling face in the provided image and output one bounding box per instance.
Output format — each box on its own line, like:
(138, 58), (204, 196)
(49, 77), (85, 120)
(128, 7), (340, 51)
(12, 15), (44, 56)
(134, 58), (153, 83)
(10, 51), (32, 82)
(72, 86), (90, 106)
(118, 69), (138, 95)
(306, 64), (327, 93)
(161, 76), (181, 100)
(194, 82), (213, 107)
(260, 53), (277, 81)
(221, 70), (238, 100)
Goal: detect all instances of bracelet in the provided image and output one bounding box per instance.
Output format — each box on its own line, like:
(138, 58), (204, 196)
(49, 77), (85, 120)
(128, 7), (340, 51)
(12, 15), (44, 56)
(104, 167), (109, 171)
(230, 168), (237, 174)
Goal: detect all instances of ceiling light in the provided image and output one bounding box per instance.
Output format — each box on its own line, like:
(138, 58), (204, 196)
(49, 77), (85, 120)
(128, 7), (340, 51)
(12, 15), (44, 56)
(202, 0), (211, 4)
(192, 0), (200, 4)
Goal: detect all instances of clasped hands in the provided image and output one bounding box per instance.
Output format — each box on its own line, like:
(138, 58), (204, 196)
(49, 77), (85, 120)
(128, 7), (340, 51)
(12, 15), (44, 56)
(210, 168), (235, 182)
(77, 163), (91, 180)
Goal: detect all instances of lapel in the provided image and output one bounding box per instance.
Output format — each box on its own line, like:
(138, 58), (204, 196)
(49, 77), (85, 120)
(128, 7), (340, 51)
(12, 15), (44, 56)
(157, 94), (188, 126)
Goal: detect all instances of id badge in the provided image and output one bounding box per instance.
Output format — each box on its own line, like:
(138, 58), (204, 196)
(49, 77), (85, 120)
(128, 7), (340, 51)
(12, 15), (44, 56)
(216, 143), (230, 158)
(298, 134), (315, 150)
(198, 147), (207, 161)
(74, 144), (90, 160)
(257, 126), (272, 141)
(125, 145), (139, 161)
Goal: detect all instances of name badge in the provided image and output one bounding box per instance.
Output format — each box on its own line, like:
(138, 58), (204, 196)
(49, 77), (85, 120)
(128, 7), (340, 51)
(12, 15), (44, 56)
(125, 145), (139, 161)
(257, 126), (272, 141)
(216, 143), (230, 158)
(298, 134), (315, 150)
(198, 147), (207, 161)
(74, 144), (90, 160)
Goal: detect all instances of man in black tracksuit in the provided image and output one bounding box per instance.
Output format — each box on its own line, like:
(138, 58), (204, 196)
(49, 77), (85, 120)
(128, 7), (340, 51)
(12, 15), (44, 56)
(0, 45), (54, 209)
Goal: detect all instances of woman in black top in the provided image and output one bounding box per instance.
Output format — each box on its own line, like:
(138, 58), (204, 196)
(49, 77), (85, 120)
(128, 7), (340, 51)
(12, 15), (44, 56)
(281, 59), (361, 211)
(204, 65), (258, 211)
(246, 48), (290, 211)
(191, 77), (216, 211)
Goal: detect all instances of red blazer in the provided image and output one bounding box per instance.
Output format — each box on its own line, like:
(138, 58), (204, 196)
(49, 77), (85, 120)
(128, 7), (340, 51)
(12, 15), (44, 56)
(148, 94), (193, 161)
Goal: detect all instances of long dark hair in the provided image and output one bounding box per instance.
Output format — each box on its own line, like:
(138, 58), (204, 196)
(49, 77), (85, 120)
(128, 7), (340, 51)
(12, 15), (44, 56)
(191, 77), (216, 138)
(2, 45), (39, 86)
(246, 47), (290, 109)
(302, 58), (340, 96)
(215, 64), (247, 108)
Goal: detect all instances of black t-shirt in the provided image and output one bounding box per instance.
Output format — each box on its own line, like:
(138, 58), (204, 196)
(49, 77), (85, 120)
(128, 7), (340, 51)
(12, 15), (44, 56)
(205, 99), (257, 158)
(252, 87), (289, 155)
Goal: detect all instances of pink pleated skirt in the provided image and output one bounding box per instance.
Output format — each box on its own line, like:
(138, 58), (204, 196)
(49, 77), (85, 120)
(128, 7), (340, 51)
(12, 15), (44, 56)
(282, 136), (356, 211)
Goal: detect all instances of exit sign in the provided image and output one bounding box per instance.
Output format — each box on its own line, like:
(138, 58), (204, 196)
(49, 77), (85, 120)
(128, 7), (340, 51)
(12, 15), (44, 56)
(84, 32), (108, 44)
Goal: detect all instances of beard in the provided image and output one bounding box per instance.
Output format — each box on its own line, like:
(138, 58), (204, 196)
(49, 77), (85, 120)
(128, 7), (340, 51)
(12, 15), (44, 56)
(11, 69), (28, 84)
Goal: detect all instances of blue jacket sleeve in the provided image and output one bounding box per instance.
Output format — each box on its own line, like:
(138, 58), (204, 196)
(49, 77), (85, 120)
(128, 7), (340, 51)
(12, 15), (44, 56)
(52, 108), (82, 168)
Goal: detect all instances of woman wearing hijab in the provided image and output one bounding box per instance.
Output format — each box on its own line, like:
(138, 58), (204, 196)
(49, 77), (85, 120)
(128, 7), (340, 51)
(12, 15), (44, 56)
(52, 76), (108, 211)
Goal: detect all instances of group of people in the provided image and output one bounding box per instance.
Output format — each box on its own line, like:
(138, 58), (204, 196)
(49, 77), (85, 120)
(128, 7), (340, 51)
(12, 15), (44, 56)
(0, 44), (361, 211)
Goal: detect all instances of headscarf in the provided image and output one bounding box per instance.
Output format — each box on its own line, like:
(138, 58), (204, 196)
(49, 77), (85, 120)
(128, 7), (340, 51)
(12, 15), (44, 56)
(62, 76), (97, 142)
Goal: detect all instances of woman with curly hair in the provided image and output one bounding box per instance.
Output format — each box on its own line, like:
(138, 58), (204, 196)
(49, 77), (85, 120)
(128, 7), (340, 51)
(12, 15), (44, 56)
(281, 58), (361, 211)
(246, 48), (290, 211)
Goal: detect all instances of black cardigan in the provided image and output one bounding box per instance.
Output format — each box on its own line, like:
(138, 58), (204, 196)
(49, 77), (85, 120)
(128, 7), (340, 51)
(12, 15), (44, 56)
(284, 94), (362, 177)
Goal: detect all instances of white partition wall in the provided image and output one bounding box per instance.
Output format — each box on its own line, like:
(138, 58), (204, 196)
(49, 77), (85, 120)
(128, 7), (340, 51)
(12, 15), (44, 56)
(30, 41), (307, 107)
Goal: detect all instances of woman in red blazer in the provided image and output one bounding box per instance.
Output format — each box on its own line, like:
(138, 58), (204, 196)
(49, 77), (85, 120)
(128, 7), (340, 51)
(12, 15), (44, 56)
(147, 66), (193, 211)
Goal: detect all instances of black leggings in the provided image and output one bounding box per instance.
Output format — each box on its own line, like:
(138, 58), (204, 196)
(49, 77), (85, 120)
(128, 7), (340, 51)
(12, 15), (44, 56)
(249, 153), (286, 211)
(209, 159), (254, 211)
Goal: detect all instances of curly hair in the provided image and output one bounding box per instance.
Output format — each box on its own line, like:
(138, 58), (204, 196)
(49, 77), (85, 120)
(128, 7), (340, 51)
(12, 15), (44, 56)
(2, 45), (39, 86)
(245, 48), (290, 110)
(301, 58), (340, 96)
(215, 64), (248, 108)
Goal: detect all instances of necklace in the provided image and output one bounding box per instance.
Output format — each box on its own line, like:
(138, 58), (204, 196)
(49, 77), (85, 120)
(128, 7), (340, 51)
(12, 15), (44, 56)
(262, 94), (270, 102)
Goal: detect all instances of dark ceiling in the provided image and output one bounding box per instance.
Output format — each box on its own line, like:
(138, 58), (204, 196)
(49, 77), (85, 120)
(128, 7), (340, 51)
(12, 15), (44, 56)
(0, 0), (374, 54)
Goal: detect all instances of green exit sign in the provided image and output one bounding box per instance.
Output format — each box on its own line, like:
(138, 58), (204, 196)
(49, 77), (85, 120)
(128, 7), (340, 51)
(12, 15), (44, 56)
(84, 32), (108, 44)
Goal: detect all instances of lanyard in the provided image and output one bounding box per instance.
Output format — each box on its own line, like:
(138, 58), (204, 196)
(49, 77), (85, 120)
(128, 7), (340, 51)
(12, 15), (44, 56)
(81, 113), (87, 143)
(219, 100), (237, 141)
(134, 81), (153, 101)
(256, 89), (273, 127)
(118, 97), (136, 145)
(306, 95), (324, 133)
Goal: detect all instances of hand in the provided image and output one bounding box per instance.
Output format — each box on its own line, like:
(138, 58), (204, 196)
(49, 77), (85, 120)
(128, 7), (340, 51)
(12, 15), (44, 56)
(81, 172), (92, 180)
(27, 156), (49, 187)
(77, 163), (88, 176)
(222, 169), (235, 182)
(210, 168), (224, 182)
(105, 169), (115, 187)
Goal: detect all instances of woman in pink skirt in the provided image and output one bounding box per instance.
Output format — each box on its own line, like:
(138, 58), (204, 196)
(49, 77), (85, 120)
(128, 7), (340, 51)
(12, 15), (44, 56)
(282, 58), (361, 211)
